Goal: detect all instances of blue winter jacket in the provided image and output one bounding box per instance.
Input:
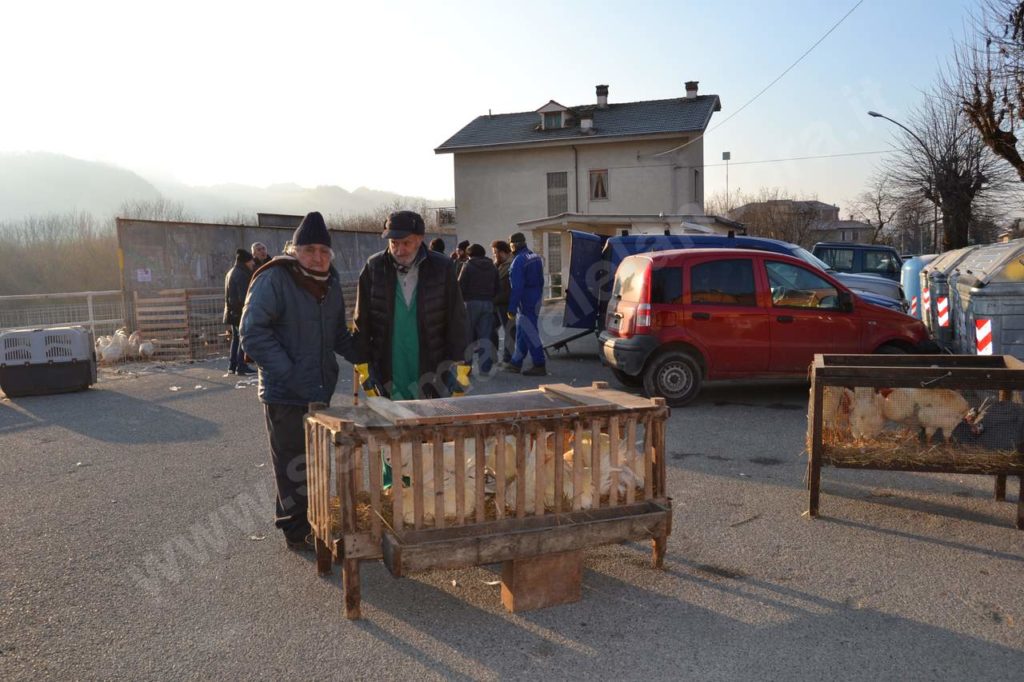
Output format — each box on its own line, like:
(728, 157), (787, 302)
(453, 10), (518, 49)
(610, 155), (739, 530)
(507, 246), (545, 314)
(240, 259), (358, 405)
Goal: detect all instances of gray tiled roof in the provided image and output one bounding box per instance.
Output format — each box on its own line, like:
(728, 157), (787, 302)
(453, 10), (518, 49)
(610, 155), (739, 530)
(435, 95), (721, 152)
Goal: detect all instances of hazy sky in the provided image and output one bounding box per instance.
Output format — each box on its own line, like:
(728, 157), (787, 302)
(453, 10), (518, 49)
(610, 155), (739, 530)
(1, 0), (975, 213)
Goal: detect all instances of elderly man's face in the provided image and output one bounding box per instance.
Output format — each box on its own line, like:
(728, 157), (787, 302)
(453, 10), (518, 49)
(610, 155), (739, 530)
(295, 244), (332, 272)
(252, 244), (268, 261)
(389, 234), (424, 267)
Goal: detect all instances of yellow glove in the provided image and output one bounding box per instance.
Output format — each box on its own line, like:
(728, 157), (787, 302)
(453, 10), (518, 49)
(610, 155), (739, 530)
(507, 312), (515, 321)
(450, 363), (471, 397)
(355, 363), (381, 398)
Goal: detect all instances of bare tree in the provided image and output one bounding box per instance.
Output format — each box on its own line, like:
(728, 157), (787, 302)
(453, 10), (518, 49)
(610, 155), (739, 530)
(959, 0), (1024, 181)
(882, 86), (1012, 250)
(726, 187), (825, 248)
(118, 198), (196, 222)
(850, 172), (902, 244)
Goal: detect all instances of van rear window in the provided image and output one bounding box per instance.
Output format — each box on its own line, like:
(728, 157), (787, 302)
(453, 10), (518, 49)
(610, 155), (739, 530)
(612, 258), (648, 302)
(690, 259), (757, 306)
(817, 247), (854, 272)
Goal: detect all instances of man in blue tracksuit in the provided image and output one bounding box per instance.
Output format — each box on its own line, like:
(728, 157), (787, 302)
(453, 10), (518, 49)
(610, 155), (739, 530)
(505, 231), (548, 376)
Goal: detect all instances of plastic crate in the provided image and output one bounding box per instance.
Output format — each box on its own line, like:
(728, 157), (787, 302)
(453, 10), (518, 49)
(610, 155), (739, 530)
(0, 326), (96, 397)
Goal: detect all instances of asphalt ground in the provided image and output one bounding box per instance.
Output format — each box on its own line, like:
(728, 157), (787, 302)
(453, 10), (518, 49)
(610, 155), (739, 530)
(2, 315), (1023, 680)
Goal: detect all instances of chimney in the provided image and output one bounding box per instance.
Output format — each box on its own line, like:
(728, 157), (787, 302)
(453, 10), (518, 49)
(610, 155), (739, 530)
(685, 81), (699, 99)
(596, 84), (609, 109)
(580, 113), (594, 133)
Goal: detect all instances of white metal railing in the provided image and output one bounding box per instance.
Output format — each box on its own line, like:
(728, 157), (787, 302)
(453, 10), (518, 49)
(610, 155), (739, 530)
(0, 290), (125, 336)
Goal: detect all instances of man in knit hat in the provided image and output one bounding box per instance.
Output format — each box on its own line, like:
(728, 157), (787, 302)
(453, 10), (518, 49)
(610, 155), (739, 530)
(241, 211), (360, 553)
(354, 210), (468, 400)
(223, 248), (255, 375)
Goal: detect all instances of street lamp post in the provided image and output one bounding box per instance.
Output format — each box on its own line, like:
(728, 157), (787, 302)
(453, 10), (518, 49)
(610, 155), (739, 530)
(868, 110), (941, 253)
(722, 151), (731, 211)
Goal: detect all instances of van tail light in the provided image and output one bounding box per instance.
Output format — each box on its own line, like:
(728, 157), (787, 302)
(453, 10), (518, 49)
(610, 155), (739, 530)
(635, 303), (652, 332)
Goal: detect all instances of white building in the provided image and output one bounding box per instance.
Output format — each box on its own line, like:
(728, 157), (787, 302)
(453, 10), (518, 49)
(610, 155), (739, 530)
(435, 82), (724, 296)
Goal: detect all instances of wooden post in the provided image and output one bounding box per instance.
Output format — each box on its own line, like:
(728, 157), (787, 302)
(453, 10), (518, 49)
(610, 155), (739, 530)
(501, 550), (583, 612)
(995, 475), (1007, 502)
(808, 375), (825, 517)
(433, 431), (445, 529)
(454, 432), (466, 525)
(495, 429), (506, 519)
(652, 535), (666, 569)
(474, 429), (486, 524)
(315, 536), (332, 575)
(343, 558), (361, 619)
(552, 423), (564, 513)
(368, 436), (382, 542)
(1018, 476), (1024, 530)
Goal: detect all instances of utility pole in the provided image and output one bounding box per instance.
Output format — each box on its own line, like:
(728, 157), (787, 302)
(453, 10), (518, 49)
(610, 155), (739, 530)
(722, 151), (731, 211)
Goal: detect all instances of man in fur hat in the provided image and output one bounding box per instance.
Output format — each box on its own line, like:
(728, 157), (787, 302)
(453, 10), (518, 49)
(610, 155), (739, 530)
(241, 211), (360, 552)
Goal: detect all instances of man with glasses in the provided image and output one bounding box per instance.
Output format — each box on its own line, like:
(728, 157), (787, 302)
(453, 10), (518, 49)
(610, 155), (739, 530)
(354, 210), (468, 400)
(241, 211), (359, 553)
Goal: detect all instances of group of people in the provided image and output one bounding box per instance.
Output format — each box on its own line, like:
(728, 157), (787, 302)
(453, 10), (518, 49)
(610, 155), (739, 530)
(223, 210), (548, 552)
(443, 233), (547, 376)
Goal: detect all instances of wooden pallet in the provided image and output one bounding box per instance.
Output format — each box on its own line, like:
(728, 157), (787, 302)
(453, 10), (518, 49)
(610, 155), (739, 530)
(134, 291), (190, 360)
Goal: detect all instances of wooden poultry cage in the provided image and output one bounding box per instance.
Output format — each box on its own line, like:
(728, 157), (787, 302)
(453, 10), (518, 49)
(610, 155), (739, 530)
(807, 354), (1024, 529)
(305, 382), (671, 619)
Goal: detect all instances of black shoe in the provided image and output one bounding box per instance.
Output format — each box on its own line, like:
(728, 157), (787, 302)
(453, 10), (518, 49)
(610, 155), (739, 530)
(522, 366), (548, 377)
(504, 364), (521, 374)
(236, 365), (256, 376)
(286, 534), (315, 553)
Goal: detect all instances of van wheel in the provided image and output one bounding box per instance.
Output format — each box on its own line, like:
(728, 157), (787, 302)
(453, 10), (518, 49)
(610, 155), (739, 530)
(643, 351), (702, 406)
(875, 344), (906, 354)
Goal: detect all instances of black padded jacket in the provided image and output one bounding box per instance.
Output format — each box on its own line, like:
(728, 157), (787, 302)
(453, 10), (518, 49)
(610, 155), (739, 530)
(354, 245), (468, 398)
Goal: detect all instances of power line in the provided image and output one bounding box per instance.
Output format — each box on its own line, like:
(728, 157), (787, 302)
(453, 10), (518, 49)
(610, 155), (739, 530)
(700, 148), (902, 169)
(705, 0), (864, 136)
(653, 0), (864, 158)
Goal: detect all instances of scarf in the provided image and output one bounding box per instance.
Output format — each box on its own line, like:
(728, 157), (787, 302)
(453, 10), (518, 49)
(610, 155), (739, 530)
(249, 255), (331, 302)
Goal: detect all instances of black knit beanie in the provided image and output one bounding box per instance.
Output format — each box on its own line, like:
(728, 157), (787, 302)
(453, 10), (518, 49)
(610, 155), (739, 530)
(293, 211), (331, 248)
(235, 248), (254, 264)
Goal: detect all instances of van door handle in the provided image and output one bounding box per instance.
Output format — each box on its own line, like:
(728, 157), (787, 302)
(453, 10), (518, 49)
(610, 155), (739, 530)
(693, 312), (711, 320)
(776, 315), (794, 323)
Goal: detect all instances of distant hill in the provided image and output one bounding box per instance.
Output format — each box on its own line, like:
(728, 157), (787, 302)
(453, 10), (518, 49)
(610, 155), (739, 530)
(0, 152), (448, 223)
(0, 152), (163, 221)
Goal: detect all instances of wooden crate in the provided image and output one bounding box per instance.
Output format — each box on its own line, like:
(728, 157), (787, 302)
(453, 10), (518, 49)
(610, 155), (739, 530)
(807, 354), (1024, 529)
(305, 381), (671, 619)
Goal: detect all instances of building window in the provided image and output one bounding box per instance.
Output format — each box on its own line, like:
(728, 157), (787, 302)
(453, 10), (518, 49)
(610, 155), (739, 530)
(544, 112), (562, 129)
(590, 169), (608, 200)
(547, 172), (568, 215)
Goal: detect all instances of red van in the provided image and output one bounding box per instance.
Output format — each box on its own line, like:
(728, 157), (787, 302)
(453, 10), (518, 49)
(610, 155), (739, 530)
(599, 249), (932, 405)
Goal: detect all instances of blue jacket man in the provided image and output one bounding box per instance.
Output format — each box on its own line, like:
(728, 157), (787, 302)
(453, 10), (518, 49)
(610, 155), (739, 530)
(241, 211), (359, 552)
(505, 231), (547, 376)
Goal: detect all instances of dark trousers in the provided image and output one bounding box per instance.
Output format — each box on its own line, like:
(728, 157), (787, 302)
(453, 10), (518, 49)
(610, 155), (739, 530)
(493, 304), (516, 362)
(228, 324), (246, 371)
(465, 299), (495, 372)
(263, 403), (310, 541)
